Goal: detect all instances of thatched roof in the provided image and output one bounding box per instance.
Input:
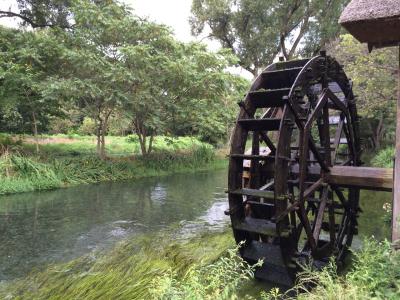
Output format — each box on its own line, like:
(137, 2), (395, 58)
(339, 0), (400, 23)
(339, 0), (400, 48)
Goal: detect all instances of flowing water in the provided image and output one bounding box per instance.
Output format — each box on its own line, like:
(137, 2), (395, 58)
(0, 169), (391, 283)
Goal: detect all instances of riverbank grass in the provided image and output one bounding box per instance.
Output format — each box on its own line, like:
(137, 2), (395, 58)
(0, 134), (227, 195)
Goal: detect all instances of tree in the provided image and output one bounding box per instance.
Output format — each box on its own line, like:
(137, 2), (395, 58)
(160, 45), (248, 145)
(190, 0), (348, 76)
(0, 0), (247, 158)
(0, 0), (72, 28)
(0, 26), (63, 152)
(329, 34), (398, 150)
(121, 31), (247, 154)
(42, 0), (134, 158)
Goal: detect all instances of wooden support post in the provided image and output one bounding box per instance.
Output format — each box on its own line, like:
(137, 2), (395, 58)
(392, 46), (400, 245)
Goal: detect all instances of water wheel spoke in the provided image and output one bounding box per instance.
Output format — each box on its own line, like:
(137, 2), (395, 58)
(312, 187), (329, 241)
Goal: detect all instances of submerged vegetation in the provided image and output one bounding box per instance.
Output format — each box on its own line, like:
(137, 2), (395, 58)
(0, 229), (258, 300)
(0, 134), (224, 195)
(2, 225), (399, 300)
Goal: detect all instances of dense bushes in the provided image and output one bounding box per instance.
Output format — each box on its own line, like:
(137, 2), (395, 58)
(372, 146), (394, 168)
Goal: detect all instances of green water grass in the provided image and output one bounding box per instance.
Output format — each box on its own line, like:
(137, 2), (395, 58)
(3, 230), (399, 299)
(0, 229), (260, 300)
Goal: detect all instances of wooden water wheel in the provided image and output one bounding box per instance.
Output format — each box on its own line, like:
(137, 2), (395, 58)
(227, 52), (365, 286)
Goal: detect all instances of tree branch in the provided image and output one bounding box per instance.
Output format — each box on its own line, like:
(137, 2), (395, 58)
(0, 10), (70, 28)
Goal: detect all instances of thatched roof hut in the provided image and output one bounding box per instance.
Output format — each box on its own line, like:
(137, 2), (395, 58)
(339, 0), (400, 48)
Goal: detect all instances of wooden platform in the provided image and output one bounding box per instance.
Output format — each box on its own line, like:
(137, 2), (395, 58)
(327, 166), (393, 191)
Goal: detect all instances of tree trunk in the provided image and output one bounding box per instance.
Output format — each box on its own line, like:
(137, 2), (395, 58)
(96, 113), (110, 160)
(137, 131), (147, 156)
(96, 118), (102, 158)
(370, 116), (385, 150)
(100, 119), (108, 159)
(148, 134), (154, 154)
(134, 120), (153, 156)
(32, 111), (39, 154)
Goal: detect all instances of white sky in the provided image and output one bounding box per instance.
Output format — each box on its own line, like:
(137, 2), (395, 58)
(126, 0), (195, 42)
(0, 0), (252, 78)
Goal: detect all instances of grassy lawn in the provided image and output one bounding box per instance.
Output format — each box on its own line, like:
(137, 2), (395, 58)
(6, 133), (208, 157)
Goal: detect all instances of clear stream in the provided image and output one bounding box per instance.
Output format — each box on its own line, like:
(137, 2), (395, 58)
(0, 169), (391, 282)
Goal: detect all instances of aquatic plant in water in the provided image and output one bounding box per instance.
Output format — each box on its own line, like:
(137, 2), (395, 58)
(0, 230), (259, 299)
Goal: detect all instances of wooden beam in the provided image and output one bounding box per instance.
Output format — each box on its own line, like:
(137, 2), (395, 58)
(393, 46), (400, 244)
(327, 166), (393, 192)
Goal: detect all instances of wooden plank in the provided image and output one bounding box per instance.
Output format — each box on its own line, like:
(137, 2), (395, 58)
(261, 67), (302, 89)
(393, 47), (400, 244)
(327, 166), (393, 191)
(248, 88), (290, 108)
(274, 58), (309, 70)
(313, 187), (328, 241)
(238, 118), (281, 131)
(230, 154), (275, 160)
(229, 188), (276, 199)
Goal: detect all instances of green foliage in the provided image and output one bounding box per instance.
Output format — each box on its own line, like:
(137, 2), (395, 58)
(77, 117), (96, 135)
(48, 116), (75, 134)
(0, 26), (63, 135)
(329, 34), (398, 150)
(0, 154), (63, 194)
(0, 0), (247, 156)
(261, 239), (400, 300)
(372, 146), (395, 168)
(190, 0), (347, 75)
(0, 0), (71, 28)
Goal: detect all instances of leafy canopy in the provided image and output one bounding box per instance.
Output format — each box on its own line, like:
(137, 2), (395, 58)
(190, 0), (348, 75)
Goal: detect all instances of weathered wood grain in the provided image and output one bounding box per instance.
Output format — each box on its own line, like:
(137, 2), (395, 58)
(327, 166), (393, 191)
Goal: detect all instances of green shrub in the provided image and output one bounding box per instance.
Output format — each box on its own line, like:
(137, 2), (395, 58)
(372, 147), (394, 168)
(78, 117), (97, 135)
(48, 117), (75, 134)
(264, 239), (400, 300)
(126, 134), (139, 143)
